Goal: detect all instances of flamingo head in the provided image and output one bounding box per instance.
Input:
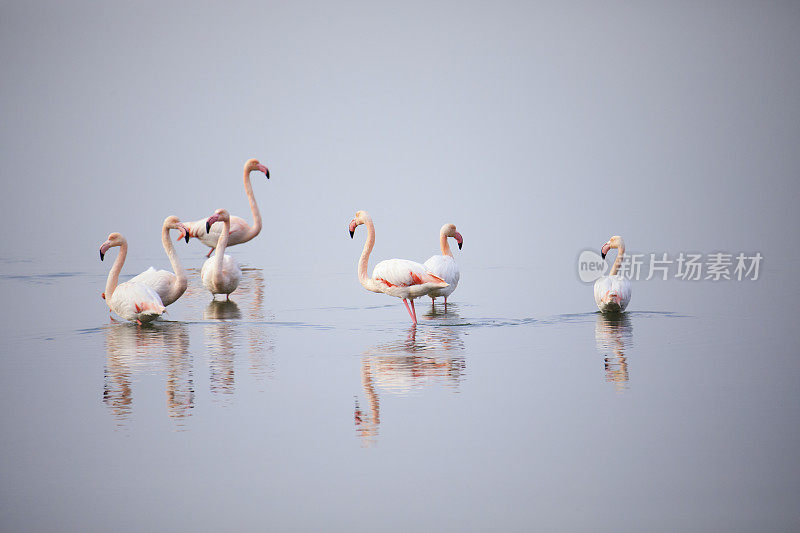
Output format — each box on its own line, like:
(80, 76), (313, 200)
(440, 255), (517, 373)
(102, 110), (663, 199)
(164, 216), (190, 243)
(205, 209), (230, 233)
(442, 223), (463, 250)
(349, 210), (370, 238)
(99, 232), (125, 261)
(245, 158), (270, 179)
(601, 235), (624, 260)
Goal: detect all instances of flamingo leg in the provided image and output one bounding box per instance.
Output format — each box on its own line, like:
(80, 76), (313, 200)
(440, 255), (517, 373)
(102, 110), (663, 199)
(444, 296), (448, 311)
(410, 299), (418, 324)
(402, 299), (415, 323)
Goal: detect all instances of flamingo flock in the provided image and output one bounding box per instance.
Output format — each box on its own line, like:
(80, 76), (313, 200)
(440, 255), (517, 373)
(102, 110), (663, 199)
(99, 158), (630, 325)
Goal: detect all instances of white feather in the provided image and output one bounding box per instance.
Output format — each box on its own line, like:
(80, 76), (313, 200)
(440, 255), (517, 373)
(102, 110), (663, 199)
(423, 255), (460, 299)
(107, 281), (165, 322)
(201, 253), (242, 297)
(129, 267), (180, 306)
(594, 275), (632, 313)
(372, 259), (448, 299)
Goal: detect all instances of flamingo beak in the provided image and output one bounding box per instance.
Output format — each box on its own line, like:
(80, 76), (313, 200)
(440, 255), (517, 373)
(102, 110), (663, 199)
(99, 242), (110, 261)
(455, 232), (463, 250)
(601, 242), (611, 260)
(99, 250), (105, 261)
(257, 164), (270, 179)
(349, 219), (357, 238)
(206, 214), (219, 234)
(180, 225), (190, 243)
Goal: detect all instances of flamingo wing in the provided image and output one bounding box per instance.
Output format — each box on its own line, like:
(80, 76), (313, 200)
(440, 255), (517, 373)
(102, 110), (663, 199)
(594, 275), (632, 311)
(130, 267), (175, 303)
(424, 255), (460, 294)
(186, 216), (252, 248)
(109, 281), (165, 322)
(373, 259), (445, 288)
(201, 253), (242, 295)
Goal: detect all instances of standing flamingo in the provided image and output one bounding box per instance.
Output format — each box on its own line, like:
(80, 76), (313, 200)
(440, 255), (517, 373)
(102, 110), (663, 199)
(594, 235), (632, 313)
(129, 216), (190, 306)
(423, 223), (463, 308)
(349, 210), (448, 325)
(99, 233), (166, 324)
(201, 209), (242, 300)
(183, 158), (270, 257)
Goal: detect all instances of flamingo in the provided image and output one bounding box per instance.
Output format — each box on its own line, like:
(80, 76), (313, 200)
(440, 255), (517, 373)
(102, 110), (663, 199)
(594, 235), (632, 313)
(99, 233), (166, 324)
(200, 209), (242, 300)
(423, 223), (463, 308)
(128, 216), (189, 306)
(348, 210), (448, 325)
(183, 158), (270, 257)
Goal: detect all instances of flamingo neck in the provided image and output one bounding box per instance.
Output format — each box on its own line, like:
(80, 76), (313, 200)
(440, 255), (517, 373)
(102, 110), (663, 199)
(358, 217), (381, 293)
(162, 224), (187, 300)
(214, 219), (230, 273)
(610, 243), (625, 276)
(105, 242), (127, 300)
(243, 167), (262, 241)
(439, 230), (453, 257)
(356, 358), (380, 444)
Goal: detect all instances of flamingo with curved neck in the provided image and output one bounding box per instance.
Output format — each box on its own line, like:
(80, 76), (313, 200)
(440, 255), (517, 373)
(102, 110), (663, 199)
(423, 223), (463, 308)
(129, 216), (189, 306)
(184, 158), (270, 257)
(349, 210), (448, 325)
(99, 233), (165, 324)
(200, 208), (242, 300)
(594, 235), (632, 313)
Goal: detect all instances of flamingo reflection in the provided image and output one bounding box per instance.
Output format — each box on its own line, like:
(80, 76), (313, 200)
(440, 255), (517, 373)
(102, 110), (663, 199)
(202, 266), (273, 396)
(103, 321), (194, 424)
(595, 312), (633, 391)
(355, 309), (466, 445)
(205, 300), (239, 395)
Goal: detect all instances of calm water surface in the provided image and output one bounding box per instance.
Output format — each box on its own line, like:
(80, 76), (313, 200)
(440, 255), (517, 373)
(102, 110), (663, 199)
(0, 248), (798, 532)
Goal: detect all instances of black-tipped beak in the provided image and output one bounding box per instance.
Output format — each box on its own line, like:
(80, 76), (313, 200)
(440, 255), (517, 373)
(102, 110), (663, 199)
(265, 168), (270, 179)
(458, 242), (463, 250)
(601, 252), (607, 260)
(184, 232), (190, 243)
(206, 220), (212, 233)
(349, 230), (354, 238)
(100, 250), (105, 261)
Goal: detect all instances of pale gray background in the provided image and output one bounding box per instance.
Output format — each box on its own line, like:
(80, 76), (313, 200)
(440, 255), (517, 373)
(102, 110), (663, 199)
(1, 2), (799, 532)
(2, 1), (798, 279)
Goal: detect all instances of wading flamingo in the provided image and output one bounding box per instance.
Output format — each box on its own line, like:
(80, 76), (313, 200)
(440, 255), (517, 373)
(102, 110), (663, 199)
(183, 158), (270, 257)
(99, 233), (165, 324)
(129, 216), (189, 306)
(201, 209), (242, 300)
(423, 223), (463, 308)
(594, 235), (632, 313)
(349, 210), (448, 325)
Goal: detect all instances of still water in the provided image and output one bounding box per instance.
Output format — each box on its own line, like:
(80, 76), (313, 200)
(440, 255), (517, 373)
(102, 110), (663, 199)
(0, 248), (798, 532)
